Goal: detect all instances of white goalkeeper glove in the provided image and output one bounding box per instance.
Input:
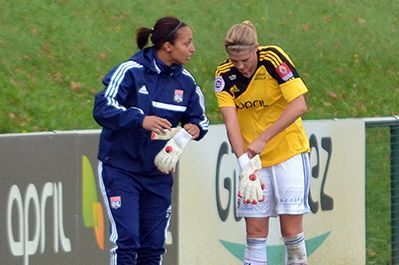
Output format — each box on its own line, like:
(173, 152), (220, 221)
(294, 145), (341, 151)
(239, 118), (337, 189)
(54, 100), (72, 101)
(237, 154), (265, 204)
(151, 127), (181, 140)
(154, 128), (192, 174)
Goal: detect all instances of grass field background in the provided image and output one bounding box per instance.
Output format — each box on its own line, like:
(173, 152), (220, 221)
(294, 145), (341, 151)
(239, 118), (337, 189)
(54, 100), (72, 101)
(1, 0), (398, 132)
(1, 0), (398, 264)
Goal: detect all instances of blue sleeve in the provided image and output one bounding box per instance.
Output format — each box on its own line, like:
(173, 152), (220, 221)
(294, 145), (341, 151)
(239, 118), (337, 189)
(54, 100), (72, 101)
(93, 62), (145, 130)
(182, 84), (209, 140)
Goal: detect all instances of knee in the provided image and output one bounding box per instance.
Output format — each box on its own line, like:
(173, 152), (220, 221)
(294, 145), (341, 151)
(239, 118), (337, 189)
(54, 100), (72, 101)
(246, 222), (268, 237)
(116, 226), (140, 249)
(281, 228), (302, 238)
(280, 215), (303, 237)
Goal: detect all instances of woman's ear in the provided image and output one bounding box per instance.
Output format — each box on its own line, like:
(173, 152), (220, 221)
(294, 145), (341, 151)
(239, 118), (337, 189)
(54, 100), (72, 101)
(163, 42), (173, 54)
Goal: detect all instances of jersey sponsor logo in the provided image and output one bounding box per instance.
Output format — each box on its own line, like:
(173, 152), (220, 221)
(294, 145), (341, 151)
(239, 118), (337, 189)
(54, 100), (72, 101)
(237, 99), (266, 109)
(174, 89), (184, 103)
(138, 85), (148, 94)
(110, 196), (121, 209)
(276, 62), (294, 81)
(214, 76), (225, 92)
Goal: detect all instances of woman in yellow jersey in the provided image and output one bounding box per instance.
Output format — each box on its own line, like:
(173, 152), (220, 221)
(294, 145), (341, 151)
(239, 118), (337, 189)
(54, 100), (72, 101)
(214, 21), (310, 265)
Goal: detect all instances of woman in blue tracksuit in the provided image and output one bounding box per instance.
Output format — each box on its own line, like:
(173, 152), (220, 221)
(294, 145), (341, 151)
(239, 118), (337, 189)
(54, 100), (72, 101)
(93, 16), (209, 265)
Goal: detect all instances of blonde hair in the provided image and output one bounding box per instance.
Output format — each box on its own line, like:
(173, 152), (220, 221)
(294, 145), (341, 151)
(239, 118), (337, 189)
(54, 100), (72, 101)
(224, 20), (258, 53)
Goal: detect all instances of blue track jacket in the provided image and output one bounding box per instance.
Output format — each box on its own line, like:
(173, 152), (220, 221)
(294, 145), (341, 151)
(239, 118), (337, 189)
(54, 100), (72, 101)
(93, 47), (209, 175)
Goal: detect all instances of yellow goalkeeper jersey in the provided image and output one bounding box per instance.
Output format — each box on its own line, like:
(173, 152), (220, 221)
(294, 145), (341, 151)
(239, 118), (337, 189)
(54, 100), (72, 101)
(214, 45), (310, 167)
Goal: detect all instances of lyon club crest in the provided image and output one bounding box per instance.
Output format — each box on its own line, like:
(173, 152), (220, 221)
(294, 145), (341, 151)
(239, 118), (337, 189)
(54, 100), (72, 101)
(174, 89), (184, 103)
(110, 196), (121, 209)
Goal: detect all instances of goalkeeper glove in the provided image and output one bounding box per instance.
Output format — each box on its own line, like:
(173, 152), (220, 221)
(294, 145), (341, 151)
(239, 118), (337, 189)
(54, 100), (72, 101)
(151, 127), (181, 140)
(154, 128), (192, 174)
(237, 154), (265, 204)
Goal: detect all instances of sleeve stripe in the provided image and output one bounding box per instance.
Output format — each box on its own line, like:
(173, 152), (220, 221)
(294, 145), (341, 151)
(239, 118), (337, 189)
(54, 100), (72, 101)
(180, 68), (209, 131)
(106, 98), (126, 111)
(259, 53), (279, 68)
(215, 61), (233, 76)
(259, 46), (295, 66)
(195, 86), (209, 130)
(182, 68), (195, 81)
(259, 46), (301, 82)
(104, 61), (142, 99)
(259, 51), (284, 67)
(102, 61), (142, 113)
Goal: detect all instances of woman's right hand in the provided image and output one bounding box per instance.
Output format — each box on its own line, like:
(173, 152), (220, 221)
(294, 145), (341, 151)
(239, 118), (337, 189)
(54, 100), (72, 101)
(142, 116), (172, 134)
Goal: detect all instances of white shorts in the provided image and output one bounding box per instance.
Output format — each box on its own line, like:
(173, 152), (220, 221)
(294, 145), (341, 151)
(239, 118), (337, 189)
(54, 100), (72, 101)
(236, 153), (311, 218)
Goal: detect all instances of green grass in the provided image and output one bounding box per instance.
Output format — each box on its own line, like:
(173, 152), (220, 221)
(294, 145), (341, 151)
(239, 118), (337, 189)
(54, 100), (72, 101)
(1, 0), (398, 132)
(1, 0), (398, 263)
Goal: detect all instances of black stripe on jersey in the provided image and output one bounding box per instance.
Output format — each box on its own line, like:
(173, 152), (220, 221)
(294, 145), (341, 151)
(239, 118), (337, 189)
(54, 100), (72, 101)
(215, 59), (250, 98)
(216, 59), (233, 76)
(258, 47), (300, 84)
(260, 51), (281, 67)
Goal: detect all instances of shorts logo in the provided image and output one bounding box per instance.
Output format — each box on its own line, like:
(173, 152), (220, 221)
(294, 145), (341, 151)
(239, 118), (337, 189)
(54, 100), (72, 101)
(214, 76), (225, 92)
(110, 196), (121, 209)
(280, 197), (303, 205)
(174, 89), (184, 103)
(276, 62), (294, 81)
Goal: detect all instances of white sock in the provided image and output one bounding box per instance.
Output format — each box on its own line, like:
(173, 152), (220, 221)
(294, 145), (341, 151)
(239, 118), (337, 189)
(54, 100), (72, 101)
(243, 237), (267, 265)
(284, 233), (308, 265)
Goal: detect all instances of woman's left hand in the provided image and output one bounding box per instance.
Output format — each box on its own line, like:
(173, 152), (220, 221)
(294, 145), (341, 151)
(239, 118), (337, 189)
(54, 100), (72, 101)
(183, 123), (200, 139)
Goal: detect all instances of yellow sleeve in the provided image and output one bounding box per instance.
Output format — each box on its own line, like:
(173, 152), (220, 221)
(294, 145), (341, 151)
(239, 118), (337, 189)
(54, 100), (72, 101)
(214, 74), (236, 107)
(215, 90), (235, 108)
(280, 78), (308, 102)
